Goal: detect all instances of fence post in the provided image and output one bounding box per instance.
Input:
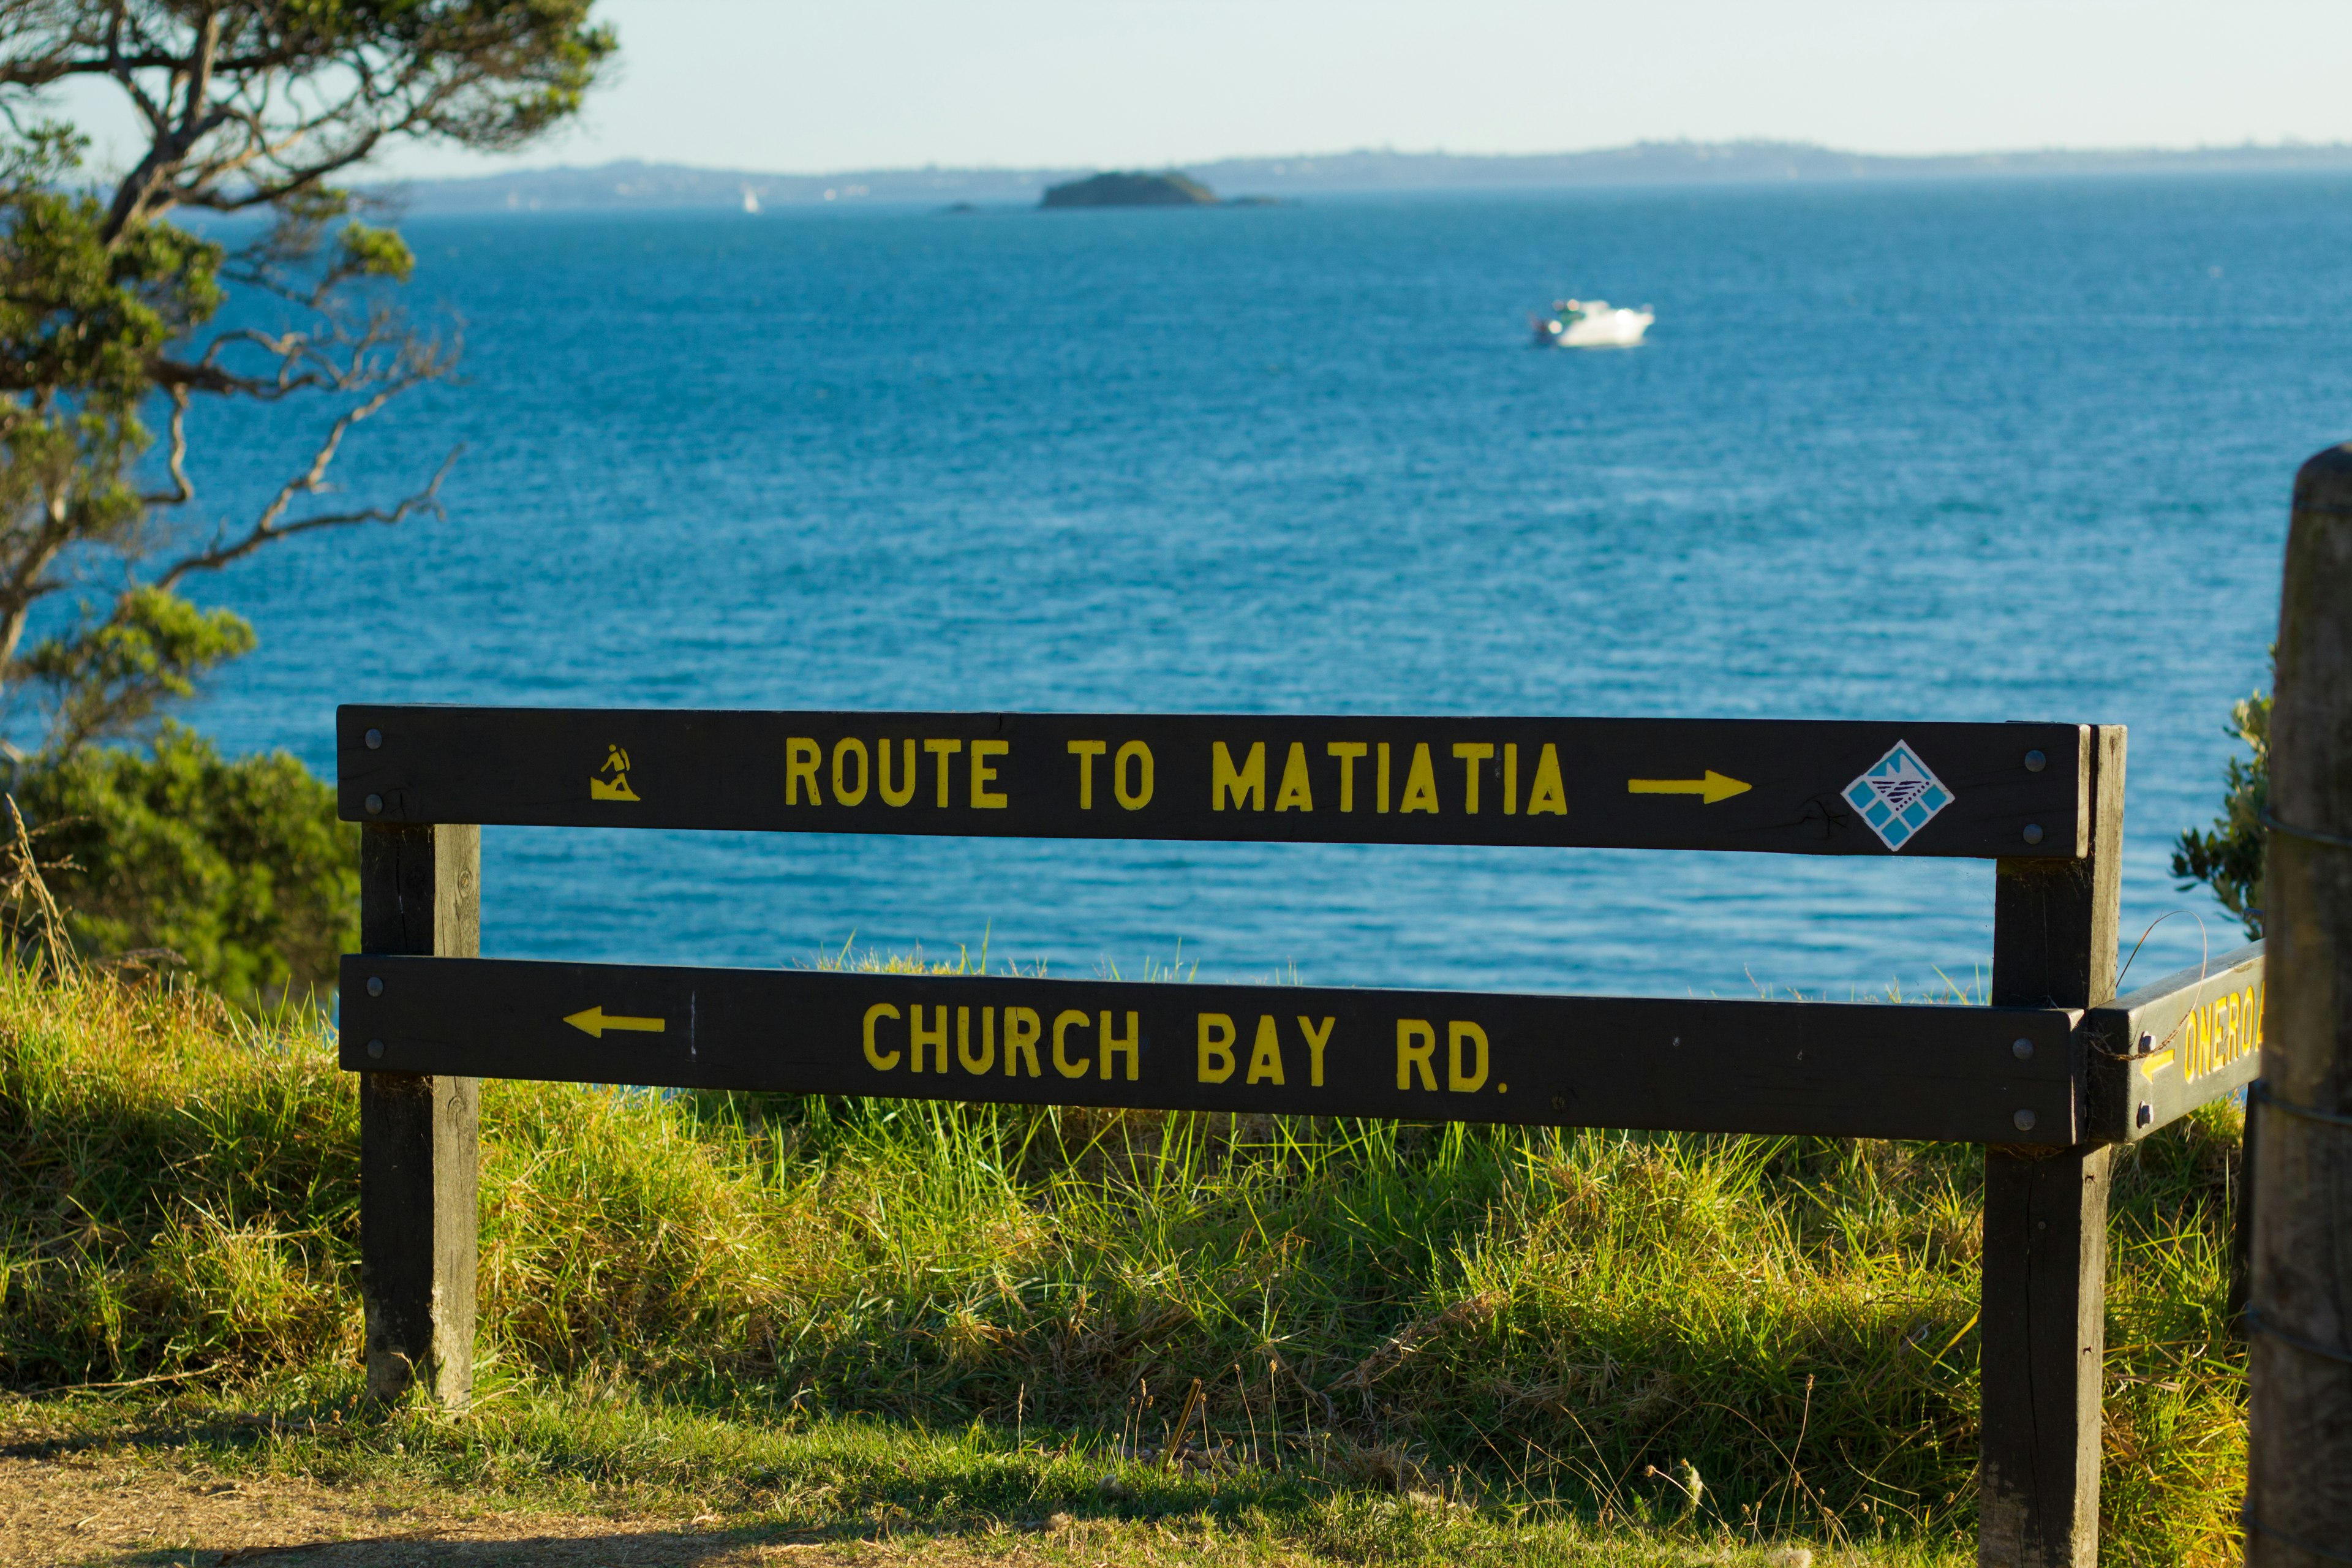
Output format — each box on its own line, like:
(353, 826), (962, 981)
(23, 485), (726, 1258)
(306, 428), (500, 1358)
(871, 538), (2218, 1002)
(358, 821), (481, 1405)
(2245, 443), (2352, 1566)
(1978, 725), (2125, 1568)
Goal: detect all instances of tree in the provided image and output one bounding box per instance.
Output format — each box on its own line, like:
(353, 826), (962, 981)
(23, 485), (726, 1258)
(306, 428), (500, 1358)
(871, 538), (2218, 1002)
(0, 3), (612, 989)
(2171, 668), (2271, 940)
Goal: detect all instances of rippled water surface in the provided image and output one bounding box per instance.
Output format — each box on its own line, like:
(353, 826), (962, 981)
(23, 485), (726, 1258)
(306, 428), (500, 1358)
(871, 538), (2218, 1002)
(168, 176), (2350, 994)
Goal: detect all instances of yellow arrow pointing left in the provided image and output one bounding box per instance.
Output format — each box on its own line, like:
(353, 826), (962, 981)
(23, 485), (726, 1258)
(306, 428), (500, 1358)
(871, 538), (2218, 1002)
(1627, 771), (1752, 805)
(564, 1006), (667, 1039)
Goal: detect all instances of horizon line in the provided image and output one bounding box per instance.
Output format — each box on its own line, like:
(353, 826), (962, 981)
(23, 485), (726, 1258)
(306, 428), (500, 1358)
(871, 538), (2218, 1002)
(377, 134), (2352, 186)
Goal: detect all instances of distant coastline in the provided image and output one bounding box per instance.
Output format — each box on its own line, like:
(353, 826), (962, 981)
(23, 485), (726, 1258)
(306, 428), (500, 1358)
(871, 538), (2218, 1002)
(372, 138), (2352, 214)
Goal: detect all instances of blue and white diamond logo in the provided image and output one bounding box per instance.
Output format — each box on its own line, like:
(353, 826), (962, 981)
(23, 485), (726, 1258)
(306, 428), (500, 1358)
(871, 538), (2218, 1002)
(1843, 741), (1953, 851)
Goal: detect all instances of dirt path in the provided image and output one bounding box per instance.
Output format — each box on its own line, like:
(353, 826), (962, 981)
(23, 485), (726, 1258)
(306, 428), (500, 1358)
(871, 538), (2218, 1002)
(1, 1454), (1117, 1568)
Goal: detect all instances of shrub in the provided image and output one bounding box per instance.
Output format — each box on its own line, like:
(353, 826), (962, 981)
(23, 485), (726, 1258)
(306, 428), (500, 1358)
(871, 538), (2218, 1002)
(6, 722), (355, 1005)
(2172, 679), (2270, 940)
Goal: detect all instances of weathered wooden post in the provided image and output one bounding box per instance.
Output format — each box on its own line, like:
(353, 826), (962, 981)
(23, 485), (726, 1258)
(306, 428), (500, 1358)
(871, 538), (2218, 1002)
(358, 820), (481, 1404)
(2245, 443), (2352, 1564)
(1978, 725), (2125, 1568)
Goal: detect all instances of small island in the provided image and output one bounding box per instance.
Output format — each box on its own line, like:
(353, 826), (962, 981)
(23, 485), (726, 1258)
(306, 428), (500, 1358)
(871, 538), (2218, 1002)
(1040, 170), (1219, 208)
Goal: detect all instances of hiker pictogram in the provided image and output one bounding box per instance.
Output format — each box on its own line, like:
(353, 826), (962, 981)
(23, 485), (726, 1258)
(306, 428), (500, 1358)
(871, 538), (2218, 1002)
(590, 743), (640, 802)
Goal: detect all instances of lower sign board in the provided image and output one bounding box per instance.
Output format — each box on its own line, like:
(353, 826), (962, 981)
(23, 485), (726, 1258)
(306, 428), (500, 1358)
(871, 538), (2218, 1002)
(2083, 941), (2264, 1143)
(341, 956), (2084, 1146)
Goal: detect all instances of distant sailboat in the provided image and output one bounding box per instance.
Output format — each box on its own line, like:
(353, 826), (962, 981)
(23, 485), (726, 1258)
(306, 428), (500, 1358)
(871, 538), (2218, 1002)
(741, 187), (761, 214)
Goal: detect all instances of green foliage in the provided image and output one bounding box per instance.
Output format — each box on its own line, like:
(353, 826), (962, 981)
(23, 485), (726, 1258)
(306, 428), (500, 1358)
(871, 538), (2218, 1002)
(0, 126), (227, 592)
(2171, 673), (2271, 939)
(0, 957), (2248, 1564)
(0, 125), (225, 404)
(21, 587), (258, 756)
(5, 725), (355, 1003)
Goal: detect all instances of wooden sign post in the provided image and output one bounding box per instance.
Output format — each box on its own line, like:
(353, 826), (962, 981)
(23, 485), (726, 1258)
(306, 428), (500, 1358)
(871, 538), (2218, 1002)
(356, 821), (480, 1406)
(339, 705), (2256, 1567)
(1977, 728), (2124, 1568)
(2245, 443), (2352, 1566)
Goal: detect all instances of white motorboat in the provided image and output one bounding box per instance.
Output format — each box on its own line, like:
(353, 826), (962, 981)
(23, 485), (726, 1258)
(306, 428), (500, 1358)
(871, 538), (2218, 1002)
(1532, 298), (1653, 347)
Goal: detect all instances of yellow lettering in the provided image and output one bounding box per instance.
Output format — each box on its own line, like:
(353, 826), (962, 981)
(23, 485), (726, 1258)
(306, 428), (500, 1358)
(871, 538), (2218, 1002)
(1377, 742), (1392, 813)
(1068, 740), (1107, 808)
(971, 739), (1009, 808)
(878, 738), (918, 807)
(1247, 1015), (1286, 1085)
(909, 1004), (948, 1073)
(2255, 980), (2266, 1050)
(1527, 743), (1568, 816)
(1401, 743), (1439, 814)
(1504, 743), (1518, 815)
(1396, 1019), (1436, 1090)
(786, 737), (824, 805)
(1448, 1020), (1490, 1092)
(959, 1006), (995, 1074)
(831, 738), (869, 805)
(1297, 1014), (1334, 1087)
(862, 1003), (902, 1070)
(1100, 1011), (1140, 1080)
(1275, 742), (1313, 812)
(1052, 1009), (1092, 1079)
(1453, 742), (1493, 814)
(1198, 1013), (1237, 1083)
(1115, 740), (1155, 809)
(925, 739), (962, 806)
(1004, 1007), (1042, 1077)
(1213, 741), (1267, 811)
(1328, 742), (1366, 812)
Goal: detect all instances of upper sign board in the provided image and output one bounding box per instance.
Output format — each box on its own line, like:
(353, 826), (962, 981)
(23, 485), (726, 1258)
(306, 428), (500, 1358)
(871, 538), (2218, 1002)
(337, 707), (2094, 859)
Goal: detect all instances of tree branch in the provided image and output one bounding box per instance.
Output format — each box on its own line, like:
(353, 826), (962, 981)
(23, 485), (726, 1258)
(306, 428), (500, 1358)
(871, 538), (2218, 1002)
(138, 384), (191, 508)
(156, 436), (460, 591)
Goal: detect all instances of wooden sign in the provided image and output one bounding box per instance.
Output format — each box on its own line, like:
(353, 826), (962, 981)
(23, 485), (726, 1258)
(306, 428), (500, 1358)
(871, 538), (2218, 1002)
(2083, 941), (2264, 1143)
(339, 954), (2084, 1145)
(337, 706), (2089, 859)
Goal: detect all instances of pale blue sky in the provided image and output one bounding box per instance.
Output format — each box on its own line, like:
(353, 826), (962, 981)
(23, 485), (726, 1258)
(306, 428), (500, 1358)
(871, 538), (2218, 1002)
(57, 0), (2352, 178)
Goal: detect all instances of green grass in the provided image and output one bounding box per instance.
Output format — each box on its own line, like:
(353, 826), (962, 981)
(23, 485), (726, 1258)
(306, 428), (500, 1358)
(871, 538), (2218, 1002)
(0, 958), (2247, 1564)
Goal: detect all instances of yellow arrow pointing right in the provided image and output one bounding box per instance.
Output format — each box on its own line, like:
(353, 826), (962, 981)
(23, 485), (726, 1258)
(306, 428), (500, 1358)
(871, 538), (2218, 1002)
(564, 1006), (668, 1039)
(1627, 771), (1753, 805)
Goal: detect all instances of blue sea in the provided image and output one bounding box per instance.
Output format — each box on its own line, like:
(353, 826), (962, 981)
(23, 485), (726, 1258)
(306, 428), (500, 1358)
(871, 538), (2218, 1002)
(153, 176), (2349, 997)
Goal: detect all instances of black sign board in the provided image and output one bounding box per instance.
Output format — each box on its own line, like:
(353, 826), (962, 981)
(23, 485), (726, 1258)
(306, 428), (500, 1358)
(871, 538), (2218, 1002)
(339, 955), (2083, 1145)
(337, 706), (2087, 859)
